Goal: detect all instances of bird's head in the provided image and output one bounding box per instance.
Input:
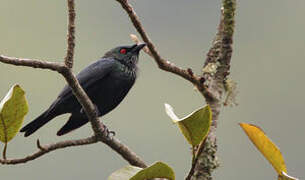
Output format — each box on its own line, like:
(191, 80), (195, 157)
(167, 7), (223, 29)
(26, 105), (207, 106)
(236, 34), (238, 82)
(103, 43), (146, 68)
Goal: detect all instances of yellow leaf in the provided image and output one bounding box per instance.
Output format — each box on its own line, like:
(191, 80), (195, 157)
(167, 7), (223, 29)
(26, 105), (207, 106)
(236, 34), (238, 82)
(165, 104), (212, 146)
(108, 162), (175, 180)
(0, 84), (29, 143)
(239, 123), (287, 174)
(278, 171), (299, 180)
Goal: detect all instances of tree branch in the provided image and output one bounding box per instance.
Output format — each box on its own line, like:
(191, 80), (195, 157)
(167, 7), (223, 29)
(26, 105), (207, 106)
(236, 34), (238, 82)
(115, 0), (236, 179)
(61, 0), (106, 138)
(0, 55), (64, 72)
(0, 136), (97, 165)
(115, 0), (203, 90)
(0, 133), (146, 167)
(59, 68), (106, 137)
(101, 137), (147, 168)
(0, 0), (146, 168)
(64, 0), (76, 68)
(189, 1), (236, 179)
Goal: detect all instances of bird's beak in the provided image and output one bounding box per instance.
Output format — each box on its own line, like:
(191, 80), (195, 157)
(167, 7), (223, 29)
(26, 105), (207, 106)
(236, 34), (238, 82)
(132, 43), (146, 53)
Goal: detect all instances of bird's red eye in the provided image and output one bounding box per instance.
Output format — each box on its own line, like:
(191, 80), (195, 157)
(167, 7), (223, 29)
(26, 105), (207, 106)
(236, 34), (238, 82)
(120, 49), (127, 54)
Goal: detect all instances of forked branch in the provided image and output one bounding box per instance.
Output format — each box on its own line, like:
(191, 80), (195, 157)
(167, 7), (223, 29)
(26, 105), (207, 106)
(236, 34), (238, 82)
(115, 0), (236, 180)
(115, 0), (204, 90)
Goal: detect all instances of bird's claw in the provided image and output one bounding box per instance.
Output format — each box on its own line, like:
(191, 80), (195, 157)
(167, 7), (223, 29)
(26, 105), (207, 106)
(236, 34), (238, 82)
(102, 125), (116, 140)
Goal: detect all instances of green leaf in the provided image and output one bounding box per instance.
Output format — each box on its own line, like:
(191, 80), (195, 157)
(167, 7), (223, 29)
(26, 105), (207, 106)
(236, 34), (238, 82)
(108, 162), (175, 180)
(130, 162), (175, 180)
(0, 84), (28, 143)
(108, 165), (142, 180)
(165, 103), (212, 146)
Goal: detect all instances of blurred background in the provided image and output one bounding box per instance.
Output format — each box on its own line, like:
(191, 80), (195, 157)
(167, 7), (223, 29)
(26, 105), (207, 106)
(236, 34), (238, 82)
(1, 0), (304, 179)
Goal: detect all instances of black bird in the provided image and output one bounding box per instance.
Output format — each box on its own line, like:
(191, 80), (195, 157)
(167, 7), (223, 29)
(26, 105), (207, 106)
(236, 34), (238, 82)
(20, 43), (146, 137)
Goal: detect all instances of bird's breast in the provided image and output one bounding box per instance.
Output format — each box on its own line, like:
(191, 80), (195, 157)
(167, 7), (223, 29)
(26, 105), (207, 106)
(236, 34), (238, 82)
(92, 70), (136, 116)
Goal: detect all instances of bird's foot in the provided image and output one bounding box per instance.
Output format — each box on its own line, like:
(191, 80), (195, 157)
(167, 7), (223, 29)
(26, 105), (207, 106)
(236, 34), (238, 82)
(102, 125), (116, 140)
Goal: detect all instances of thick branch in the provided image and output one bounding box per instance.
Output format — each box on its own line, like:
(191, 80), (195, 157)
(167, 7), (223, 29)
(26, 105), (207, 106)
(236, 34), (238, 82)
(64, 0), (76, 68)
(61, 69), (147, 167)
(58, 70), (147, 167)
(189, 1), (236, 180)
(59, 68), (106, 136)
(115, 0), (203, 89)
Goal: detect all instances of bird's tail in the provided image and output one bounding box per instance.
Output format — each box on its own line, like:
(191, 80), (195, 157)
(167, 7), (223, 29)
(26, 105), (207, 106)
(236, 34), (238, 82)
(57, 113), (88, 136)
(20, 109), (56, 137)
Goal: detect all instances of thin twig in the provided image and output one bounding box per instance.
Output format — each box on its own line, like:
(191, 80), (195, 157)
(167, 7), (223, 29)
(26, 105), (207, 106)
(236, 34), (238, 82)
(0, 55), (64, 72)
(0, 136), (97, 165)
(64, 0), (76, 68)
(115, 0), (203, 90)
(0, 135), (147, 168)
(36, 139), (46, 151)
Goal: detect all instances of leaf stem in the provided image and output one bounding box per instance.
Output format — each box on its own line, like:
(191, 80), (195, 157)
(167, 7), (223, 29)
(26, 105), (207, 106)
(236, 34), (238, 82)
(192, 146), (196, 164)
(0, 114), (8, 159)
(3, 142), (7, 160)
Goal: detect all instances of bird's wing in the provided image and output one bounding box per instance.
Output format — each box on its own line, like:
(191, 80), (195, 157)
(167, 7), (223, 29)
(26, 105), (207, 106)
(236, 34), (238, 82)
(57, 58), (116, 100)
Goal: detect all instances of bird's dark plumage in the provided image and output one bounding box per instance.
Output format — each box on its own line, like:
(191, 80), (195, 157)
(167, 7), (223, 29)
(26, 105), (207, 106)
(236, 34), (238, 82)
(20, 44), (146, 137)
